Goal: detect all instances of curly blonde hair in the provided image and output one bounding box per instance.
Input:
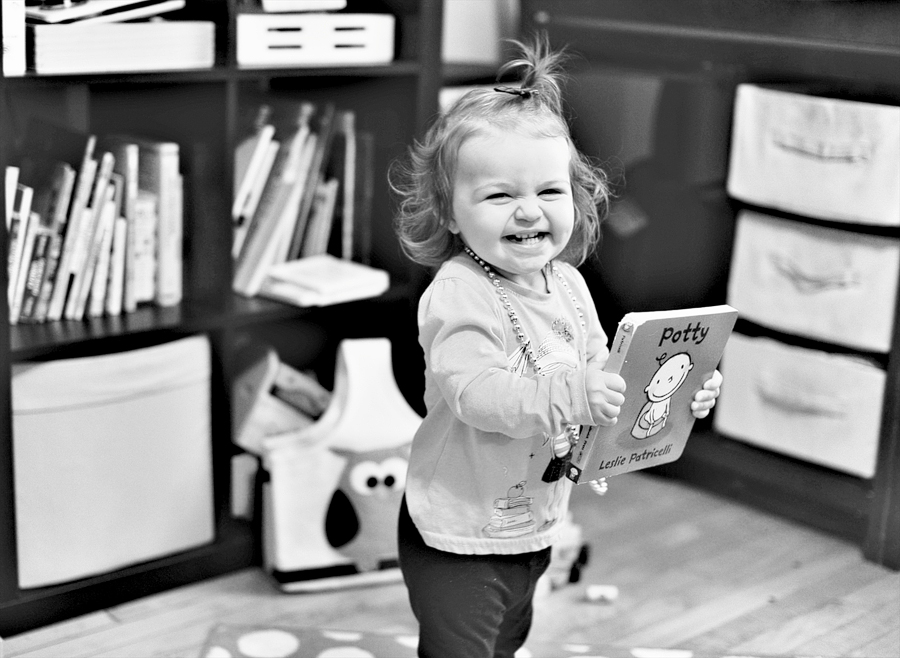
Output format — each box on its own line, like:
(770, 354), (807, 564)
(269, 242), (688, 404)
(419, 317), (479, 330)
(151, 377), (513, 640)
(391, 33), (609, 269)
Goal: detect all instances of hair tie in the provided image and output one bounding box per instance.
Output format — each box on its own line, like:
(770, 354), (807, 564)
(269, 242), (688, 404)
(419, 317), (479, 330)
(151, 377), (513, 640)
(494, 85), (537, 99)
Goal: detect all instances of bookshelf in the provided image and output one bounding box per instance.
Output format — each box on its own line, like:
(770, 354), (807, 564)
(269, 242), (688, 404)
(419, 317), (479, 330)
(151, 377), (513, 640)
(0, 0), (441, 636)
(523, 0), (900, 570)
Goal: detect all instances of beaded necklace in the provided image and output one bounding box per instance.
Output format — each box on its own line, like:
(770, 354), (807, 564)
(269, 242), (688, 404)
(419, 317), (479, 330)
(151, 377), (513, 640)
(462, 245), (585, 376)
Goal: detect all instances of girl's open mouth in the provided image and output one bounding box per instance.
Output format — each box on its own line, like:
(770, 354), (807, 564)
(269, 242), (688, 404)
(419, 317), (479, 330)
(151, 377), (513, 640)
(505, 232), (546, 244)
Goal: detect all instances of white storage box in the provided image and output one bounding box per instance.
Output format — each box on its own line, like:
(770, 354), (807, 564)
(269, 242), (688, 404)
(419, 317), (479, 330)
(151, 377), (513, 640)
(12, 335), (215, 589)
(727, 210), (900, 353)
(237, 12), (395, 67)
(715, 334), (886, 478)
(727, 84), (900, 226)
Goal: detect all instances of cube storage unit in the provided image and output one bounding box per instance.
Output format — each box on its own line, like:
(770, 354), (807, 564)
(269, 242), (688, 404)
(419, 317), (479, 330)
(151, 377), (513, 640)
(525, 0), (900, 570)
(0, 0), (443, 636)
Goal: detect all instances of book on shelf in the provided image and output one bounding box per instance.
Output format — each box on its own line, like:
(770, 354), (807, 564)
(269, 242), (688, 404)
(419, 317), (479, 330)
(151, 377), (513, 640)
(9, 209), (40, 325)
(17, 161), (75, 323)
(233, 138), (280, 259)
(334, 110), (357, 260)
(133, 190), (158, 304)
(27, 19), (215, 75)
(257, 253), (389, 308)
(47, 134), (99, 322)
(300, 177), (340, 258)
(7, 183), (34, 313)
(98, 137), (140, 313)
(234, 105), (276, 226)
(566, 304), (738, 484)
(286, 103), (338, 261)
(87, 184), (120, 318)
(352, 130), (375, 265)
(16, 223), (56, 324)
(25, 0), (185, 24)
(64, 149), (116, 321)
(233, 102), (316, 297)
(105, 216), (129, 317)
(120, 135), (182, 307)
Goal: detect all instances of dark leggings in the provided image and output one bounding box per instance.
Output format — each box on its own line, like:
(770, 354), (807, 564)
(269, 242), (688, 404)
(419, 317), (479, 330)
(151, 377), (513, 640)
(397, 496), (551, 658)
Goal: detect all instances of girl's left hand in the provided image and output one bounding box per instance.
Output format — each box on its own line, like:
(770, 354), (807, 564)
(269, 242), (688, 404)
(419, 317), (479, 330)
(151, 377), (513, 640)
(690, 368), (723, 419)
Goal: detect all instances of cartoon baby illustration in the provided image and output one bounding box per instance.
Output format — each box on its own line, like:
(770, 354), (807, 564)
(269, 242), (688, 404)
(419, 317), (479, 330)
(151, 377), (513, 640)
(632, 352), (693, 439)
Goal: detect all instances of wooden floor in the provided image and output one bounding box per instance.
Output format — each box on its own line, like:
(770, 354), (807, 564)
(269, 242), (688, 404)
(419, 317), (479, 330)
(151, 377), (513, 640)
(3, 472), (899, 657)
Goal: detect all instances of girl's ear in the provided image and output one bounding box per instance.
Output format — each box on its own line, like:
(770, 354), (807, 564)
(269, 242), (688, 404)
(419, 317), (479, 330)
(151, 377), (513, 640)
(447, 218), (460, 235)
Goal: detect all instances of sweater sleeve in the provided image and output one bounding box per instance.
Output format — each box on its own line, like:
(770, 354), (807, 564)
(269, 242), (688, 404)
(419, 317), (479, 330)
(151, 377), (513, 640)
(419, 275), (594, 439)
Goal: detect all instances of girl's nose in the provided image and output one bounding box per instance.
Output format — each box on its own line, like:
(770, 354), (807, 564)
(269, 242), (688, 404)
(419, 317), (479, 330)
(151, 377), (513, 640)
(514, 197), (542, 221)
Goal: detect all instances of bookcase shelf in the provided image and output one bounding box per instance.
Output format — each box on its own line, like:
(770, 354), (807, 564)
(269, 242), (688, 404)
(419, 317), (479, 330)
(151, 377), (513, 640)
(0, 0), (441, 636)
(525, 0), (900, 570)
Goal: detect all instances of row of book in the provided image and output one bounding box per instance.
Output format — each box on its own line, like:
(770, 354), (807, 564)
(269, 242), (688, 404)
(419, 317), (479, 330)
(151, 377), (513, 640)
(5, 125), (182, 325)
(232, 101), (381, 305)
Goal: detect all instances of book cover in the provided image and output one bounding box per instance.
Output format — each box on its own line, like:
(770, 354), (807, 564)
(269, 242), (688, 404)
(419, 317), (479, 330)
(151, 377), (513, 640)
(300, 177), (339, 258)
(9, 210), (39, 324)
(17, 224), (55, 323)
(257, 254), (389, 307)
(132, 190), (158, 304)
(567, 304), (738, 483)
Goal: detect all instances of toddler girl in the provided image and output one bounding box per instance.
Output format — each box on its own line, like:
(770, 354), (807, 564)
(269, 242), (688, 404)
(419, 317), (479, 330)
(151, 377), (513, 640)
(391, 35), (722, 658)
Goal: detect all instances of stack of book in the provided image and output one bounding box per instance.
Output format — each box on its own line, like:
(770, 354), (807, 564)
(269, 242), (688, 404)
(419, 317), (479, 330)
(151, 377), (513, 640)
(232, 101), (385, 306)
(5, 121), (183, 324)
(25, 0), (214, 75)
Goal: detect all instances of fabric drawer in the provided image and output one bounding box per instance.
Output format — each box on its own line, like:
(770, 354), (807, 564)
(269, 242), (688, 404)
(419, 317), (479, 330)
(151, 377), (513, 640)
(727, 84), (900, 226)
(727, 210), (900, 353)
(12, 335), (215, 589)
(714, 334), (885, 478)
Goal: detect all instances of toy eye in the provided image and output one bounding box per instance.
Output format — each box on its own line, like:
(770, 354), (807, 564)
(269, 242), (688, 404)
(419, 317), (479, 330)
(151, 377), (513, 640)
(380, 457), (408, 491)
(348, 461), (381, 496)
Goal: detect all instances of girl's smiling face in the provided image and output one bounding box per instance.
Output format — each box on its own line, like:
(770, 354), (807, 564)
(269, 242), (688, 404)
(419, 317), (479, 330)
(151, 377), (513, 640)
(449, 127), (575, 292)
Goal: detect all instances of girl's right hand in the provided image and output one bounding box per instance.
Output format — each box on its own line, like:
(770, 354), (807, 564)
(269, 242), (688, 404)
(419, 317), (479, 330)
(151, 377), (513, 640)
(585, 367), (626, 427)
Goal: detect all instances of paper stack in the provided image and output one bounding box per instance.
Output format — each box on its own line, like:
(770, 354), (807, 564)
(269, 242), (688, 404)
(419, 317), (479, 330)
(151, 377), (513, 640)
(26, 0), (215, 75)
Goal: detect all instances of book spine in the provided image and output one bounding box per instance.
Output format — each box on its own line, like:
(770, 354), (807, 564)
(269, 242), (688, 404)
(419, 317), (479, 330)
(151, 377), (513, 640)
(133, 190), (157, 304)
(339, 110), (356, 260)
(105, 216), (127, 316)
(87, 193), (118, 318)
(156, 170), (182, 307)
(567, 320), (636, 479)
(47, 135), (98, 321)
(18, 225), (55, 323)
(7, 184), (34, 311)
(233, 139), (279, 260)
(31, 161), (77, 322)
(9, 210), (39, 324)
(65, 150), (115, 320)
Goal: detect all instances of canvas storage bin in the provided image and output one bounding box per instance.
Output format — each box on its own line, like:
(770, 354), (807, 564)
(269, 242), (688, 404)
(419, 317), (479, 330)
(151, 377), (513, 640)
(727, 210), (900, 353)
(12, 335), (215, 589)
(727, 84), (900, 226)
(237, 13), (395, 67)
(714, 333), (886, 478)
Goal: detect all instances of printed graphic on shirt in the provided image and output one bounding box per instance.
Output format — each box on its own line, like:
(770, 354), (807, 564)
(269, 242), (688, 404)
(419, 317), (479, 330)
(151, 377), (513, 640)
(507, 315), (579, 377)
(483, 481), (536, 538)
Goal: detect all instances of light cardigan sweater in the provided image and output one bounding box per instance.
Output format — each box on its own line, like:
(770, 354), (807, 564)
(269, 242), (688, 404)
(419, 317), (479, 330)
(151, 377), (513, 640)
(405, 254), (609, 555)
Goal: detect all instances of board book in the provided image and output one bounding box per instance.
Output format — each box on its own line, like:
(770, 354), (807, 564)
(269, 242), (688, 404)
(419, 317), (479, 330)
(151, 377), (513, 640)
(567, 304), (738, 483)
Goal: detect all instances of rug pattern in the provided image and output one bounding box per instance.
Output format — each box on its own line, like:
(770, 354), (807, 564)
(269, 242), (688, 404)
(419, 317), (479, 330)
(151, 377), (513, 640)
(199, 624), (827, 658)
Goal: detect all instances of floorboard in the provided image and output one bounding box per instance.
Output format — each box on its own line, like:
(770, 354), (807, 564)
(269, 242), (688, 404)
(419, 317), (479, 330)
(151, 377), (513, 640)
(3, 472), (898, 658)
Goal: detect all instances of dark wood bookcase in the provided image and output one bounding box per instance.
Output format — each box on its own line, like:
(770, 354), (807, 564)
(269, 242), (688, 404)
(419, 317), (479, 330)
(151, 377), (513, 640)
(0, 0), (442, 637)
(523, 0), (899, 570)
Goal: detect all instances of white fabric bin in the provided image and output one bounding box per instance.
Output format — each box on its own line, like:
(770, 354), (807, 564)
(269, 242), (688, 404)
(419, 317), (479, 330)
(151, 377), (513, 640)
(713, 334), (887, 478)
(727, 84), (900, 226)
(727, 210), (900, 353)
(12, 335), (215, 589)
(715, 334), (885, 478)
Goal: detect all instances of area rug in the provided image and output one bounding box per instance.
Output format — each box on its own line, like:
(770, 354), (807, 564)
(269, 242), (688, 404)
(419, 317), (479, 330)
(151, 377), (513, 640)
(199, 624), (827, 658)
